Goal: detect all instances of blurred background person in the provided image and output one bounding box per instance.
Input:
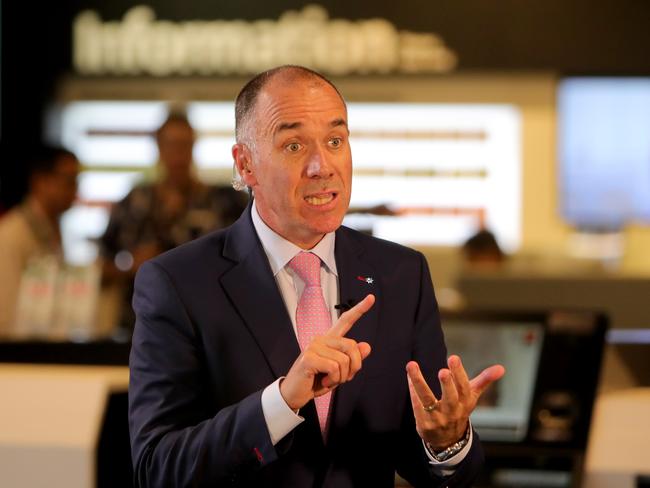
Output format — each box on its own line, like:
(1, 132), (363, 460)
(0, 145), (80, 335)
(461, 228), (506, 272)
(100, 112), (248, 331)
(435, 228), (507, 311)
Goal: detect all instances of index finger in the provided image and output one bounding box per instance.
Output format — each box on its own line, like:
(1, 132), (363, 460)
(405, 361), (438, 408)
(328, 294), (375, 337)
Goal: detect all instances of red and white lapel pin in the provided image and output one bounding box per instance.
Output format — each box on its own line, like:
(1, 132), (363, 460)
(357, 275), (374, 284)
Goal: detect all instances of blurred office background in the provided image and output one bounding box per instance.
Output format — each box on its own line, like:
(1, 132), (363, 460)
(1, 1), (649, 488)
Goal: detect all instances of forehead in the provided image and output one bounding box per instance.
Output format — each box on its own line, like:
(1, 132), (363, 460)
(253, 77), (347, 135)
(159, 121), (194, 139)
(36, 155), (78, 180)
(54, 154), (80, 171)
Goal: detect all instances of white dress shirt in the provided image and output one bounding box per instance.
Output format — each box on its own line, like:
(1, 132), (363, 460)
(251, 202), (471, 473)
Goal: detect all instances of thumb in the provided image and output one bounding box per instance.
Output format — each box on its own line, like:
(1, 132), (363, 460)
(358, 342), (372, 359)
(470, 364), (506, 396)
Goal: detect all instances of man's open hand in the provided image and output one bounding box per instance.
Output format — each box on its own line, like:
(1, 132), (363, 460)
(407, 356), (505, 451)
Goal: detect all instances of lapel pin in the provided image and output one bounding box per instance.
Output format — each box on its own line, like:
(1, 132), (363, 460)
(357, 275), (374, 284)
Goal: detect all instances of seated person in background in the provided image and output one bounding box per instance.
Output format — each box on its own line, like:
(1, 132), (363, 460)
(461, 228), (506, 272)
(0, 146), (79, 335)
(436, 229), (506, 310)
(100, 112), (248, 330)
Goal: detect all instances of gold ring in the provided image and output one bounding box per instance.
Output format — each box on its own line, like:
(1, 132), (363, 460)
(423, 401), (438, 412)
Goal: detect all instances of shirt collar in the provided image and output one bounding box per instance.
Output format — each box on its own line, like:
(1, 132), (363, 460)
(20, 197), (62, 250)
(251, 200), (337, 277)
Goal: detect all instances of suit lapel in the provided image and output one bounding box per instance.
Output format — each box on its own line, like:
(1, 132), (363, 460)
(220, 206), (300, 379)
(329, 227), (381, 441)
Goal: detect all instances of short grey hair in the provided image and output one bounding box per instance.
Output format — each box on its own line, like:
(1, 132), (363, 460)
(234, 65), (345, 144)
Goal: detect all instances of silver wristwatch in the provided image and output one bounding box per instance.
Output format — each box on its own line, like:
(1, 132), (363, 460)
(427, 426), (471, 462)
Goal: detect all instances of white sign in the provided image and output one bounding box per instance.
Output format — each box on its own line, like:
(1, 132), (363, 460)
(13, 256), (101, 340)
(73, 4), (457, 76)
(57, 100), (520, 255)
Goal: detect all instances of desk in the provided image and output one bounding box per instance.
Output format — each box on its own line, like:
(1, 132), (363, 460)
(583, 388), (650, 488)
(0, 364), (129, 488)
(0, 340), (131, 365)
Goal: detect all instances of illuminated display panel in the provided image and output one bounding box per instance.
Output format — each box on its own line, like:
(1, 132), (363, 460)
(345, 103), (521, 251)
(56, 101), (521, 263)
(443, 320), (544, 442)
(559, 77), (650, 229)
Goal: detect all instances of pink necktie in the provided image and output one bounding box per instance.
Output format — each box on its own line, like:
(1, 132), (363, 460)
(288, 251), (332, 435)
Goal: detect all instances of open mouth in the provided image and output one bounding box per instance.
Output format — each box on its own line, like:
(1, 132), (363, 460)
(304, 192), (337, 206)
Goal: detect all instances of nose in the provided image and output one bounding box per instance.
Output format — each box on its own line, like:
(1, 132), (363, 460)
(305, 144), (334, 179)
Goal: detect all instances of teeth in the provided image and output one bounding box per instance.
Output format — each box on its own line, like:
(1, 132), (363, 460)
(305, 194), (334, 206)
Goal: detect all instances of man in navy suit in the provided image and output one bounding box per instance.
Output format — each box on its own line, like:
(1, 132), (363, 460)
(129, 65), (505, 487)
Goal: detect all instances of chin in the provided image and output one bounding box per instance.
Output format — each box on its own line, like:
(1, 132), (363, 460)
(298, 203), (347, 235)
(309, 217), (344, 235)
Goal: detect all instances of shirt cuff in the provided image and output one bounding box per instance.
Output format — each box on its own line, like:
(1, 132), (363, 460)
(422, 422), (474, 477)
(261, 377), (304, 445)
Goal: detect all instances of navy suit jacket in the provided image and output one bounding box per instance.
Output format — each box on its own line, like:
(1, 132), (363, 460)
(129, 206), (483, 487)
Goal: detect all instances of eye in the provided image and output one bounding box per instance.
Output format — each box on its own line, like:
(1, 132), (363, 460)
(329, 137), (343, 148)
(286, 142), (302, 152)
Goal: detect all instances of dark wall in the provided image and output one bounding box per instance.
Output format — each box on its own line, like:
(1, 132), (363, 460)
(1, 2), (76, 208)
(55, 0), (650, 73)
(2, 0), (650, 207)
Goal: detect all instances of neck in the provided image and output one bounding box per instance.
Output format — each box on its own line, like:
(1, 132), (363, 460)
(264, 219), (324, 250)
(29, 195), (60, 225)
(254, 203), (325, 250)
(294, 234), (325, 250)
(162, 174), (193, 192)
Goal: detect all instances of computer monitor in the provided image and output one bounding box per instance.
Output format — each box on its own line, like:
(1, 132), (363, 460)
(441, 311), (607, 449)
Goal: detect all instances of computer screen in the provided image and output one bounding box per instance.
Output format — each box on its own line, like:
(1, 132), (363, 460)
(558, 77), (650, 229)
(443, 318), (545, 442)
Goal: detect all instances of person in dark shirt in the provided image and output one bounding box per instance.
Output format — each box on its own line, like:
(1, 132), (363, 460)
(100, 113), (248, 330)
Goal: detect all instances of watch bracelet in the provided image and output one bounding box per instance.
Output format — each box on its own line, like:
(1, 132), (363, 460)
(427, 425), (471, 462)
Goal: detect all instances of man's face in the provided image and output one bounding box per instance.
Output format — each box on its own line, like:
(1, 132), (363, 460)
(236, 77), (352, 249)
(36, 154), (80, 216)
(157, 121), (195, 179)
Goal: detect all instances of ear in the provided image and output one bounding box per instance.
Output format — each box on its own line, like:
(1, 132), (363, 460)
(232, 143), (257, 188)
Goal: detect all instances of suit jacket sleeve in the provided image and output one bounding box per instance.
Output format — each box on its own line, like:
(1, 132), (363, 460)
(395, 252), (484, 488)
(129, 259), (278, 487)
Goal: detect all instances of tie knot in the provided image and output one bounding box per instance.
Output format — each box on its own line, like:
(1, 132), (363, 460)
(288, 252), (322, 286)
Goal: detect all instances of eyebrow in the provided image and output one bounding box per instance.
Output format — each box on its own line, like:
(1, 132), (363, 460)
(276, 121), (302, 132)
(275, 118), (348, 133)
